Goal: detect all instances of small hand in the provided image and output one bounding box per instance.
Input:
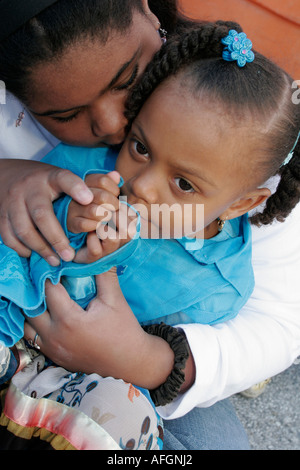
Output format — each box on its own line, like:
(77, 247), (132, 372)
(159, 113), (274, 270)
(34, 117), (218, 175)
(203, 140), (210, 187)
(67, 171), (121, 234)
(69, 171), (138, 264)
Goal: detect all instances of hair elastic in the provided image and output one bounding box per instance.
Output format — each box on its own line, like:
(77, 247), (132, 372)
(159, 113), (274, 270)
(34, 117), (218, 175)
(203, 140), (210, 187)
(221, 29), (255, 68)
(281, 131), (300, 167)
(142, 323), (190, 406)
(0, 0), (59, 42)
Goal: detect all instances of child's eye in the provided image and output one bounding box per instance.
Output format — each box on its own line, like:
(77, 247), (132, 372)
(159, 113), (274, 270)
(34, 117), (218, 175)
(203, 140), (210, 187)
(134, 140), (149, 157)
(174, 177), (195, 193)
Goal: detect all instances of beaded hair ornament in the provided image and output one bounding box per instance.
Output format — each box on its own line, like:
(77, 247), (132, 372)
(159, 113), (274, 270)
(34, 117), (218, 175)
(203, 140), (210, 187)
(221, 29), (255, 68)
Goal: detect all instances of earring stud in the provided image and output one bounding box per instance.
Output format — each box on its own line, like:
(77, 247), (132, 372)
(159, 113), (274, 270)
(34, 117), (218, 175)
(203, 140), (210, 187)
(217, 217), (226, 231)
(158, 22), (167, 43)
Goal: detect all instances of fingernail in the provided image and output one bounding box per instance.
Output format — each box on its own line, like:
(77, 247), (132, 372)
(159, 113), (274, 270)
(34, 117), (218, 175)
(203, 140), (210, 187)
(47, 256), (61, 267)
(78, 189), (93, 204)
(60, 248), (74, 262)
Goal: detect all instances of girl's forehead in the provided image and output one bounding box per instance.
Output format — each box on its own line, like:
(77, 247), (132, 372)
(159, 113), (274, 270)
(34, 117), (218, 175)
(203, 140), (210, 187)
(137, 81), (260, 184)
(154, 77), (261, 147)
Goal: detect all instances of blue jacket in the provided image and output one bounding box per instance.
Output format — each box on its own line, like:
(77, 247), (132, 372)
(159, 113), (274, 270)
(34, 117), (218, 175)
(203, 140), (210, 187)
(0, 144), (254, 346)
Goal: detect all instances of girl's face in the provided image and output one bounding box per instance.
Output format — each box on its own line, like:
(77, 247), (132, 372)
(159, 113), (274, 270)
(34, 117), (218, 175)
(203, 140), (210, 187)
(27, 10), (161, 148)
(116, 79), (259, 239)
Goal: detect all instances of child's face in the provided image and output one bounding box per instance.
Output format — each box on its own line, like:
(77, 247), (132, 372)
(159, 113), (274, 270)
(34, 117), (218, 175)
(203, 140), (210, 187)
(116, 79), (254, 239)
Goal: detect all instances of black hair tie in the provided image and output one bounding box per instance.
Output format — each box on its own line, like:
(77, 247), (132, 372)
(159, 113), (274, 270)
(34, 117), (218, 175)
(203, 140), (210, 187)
(143, 323), (190, 406)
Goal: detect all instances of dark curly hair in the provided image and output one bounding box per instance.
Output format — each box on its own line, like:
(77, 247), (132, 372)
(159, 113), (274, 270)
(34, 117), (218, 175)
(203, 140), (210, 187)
(126, 20), (300, 226)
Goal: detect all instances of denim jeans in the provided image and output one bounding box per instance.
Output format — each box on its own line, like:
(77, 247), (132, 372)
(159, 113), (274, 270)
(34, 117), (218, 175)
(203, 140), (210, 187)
(163, 399), (250, 450)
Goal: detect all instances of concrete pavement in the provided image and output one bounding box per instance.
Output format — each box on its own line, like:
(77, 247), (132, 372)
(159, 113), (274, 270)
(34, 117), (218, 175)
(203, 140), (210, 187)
(230, 362), (300, 450)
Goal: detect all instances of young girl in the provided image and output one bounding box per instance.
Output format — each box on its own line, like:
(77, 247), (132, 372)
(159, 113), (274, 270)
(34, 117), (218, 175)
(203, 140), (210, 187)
(0, 20), (299, 449)
(19, 21), (300, 332)
(0, 22), (279, 346)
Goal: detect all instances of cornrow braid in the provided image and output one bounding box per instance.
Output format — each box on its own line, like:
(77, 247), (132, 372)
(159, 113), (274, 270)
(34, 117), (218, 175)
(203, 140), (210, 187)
(125, 20), (242, 123)
(251, 141), (300, 225)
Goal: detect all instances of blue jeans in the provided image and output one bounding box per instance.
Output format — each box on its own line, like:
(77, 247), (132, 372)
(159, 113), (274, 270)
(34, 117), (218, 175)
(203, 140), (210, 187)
(163, 399), (250, 450)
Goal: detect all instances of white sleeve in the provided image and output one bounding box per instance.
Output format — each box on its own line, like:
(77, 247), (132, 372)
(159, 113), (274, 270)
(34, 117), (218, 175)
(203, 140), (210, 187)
(159, 203), (300, 419)
(0, 93), (59, 160)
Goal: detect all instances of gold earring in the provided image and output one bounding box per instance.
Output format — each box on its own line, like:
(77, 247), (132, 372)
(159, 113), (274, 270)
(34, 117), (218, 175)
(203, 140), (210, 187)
(217, 217), (227, 232)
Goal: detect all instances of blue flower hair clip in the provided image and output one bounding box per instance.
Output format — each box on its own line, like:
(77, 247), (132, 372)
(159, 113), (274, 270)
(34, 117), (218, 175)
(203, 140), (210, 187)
(221, 30), (255, 68)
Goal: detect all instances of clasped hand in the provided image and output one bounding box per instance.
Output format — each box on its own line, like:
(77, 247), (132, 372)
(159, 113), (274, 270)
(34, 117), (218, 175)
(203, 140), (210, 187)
(67, 171), (138, 263)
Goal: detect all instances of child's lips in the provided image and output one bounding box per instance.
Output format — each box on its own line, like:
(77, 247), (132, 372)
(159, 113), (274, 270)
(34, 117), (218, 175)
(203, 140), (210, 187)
(119, 191), (160, 234)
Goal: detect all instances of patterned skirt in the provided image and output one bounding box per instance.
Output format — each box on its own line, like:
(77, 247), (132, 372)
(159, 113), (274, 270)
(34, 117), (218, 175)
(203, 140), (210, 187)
(0, 342), (163, 450)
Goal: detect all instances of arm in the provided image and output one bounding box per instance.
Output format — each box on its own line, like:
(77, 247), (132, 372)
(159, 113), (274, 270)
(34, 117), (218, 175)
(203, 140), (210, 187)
(24, 271), (176, 390)
(159, 202), (300, 418)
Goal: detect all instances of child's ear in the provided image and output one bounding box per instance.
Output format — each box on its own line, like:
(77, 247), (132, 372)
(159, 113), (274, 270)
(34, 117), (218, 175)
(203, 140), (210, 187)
(220, 188), (271, 220)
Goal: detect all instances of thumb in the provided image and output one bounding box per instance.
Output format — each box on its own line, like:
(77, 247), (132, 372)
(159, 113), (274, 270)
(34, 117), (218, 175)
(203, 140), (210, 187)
(45, 280), (80, 320)
(107, 171), (122, 186)
(94, 268), (124, 306)
(50, 168), (94, 205)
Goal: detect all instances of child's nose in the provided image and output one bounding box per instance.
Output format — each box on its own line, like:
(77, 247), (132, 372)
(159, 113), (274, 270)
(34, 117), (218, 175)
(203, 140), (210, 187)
(130, 171), (159, 206)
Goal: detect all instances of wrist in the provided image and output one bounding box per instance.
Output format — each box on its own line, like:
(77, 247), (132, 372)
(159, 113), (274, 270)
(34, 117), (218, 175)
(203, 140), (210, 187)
(143, 323), (190, 406)
(128, 328), (174, 390)
(145, 332), (175, 388)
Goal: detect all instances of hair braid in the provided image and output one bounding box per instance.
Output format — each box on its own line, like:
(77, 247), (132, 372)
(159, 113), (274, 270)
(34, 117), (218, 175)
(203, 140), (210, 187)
(251, 142), (300, 225)
(126, 20), (242, 123)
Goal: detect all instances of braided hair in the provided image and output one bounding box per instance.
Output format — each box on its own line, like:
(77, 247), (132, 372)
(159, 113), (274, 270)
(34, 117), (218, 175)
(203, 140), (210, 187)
(126, 21), (300, 226)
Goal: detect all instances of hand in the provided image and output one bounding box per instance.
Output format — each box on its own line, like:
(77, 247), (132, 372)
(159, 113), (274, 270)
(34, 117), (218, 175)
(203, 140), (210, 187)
(69, 171), (138, 264)
(24, 271), (175, 389)
(0, 159), (93, 265)
(74, 207), (138, 264)
(67, 171), (121, 234)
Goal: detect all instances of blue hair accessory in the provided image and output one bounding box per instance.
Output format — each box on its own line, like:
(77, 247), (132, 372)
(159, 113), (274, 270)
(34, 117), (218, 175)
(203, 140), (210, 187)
(281, 131), (300, 167)
(221, 30), (255, 67)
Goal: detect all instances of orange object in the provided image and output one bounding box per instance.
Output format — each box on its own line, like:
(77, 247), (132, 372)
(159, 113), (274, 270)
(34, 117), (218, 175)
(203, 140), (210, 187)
(179, 0), (300, 79)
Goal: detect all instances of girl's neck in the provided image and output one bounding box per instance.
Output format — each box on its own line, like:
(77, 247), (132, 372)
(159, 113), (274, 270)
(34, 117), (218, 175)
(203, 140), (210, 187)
(193, 219), (219, 241)
(205, 220), (220, 239)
